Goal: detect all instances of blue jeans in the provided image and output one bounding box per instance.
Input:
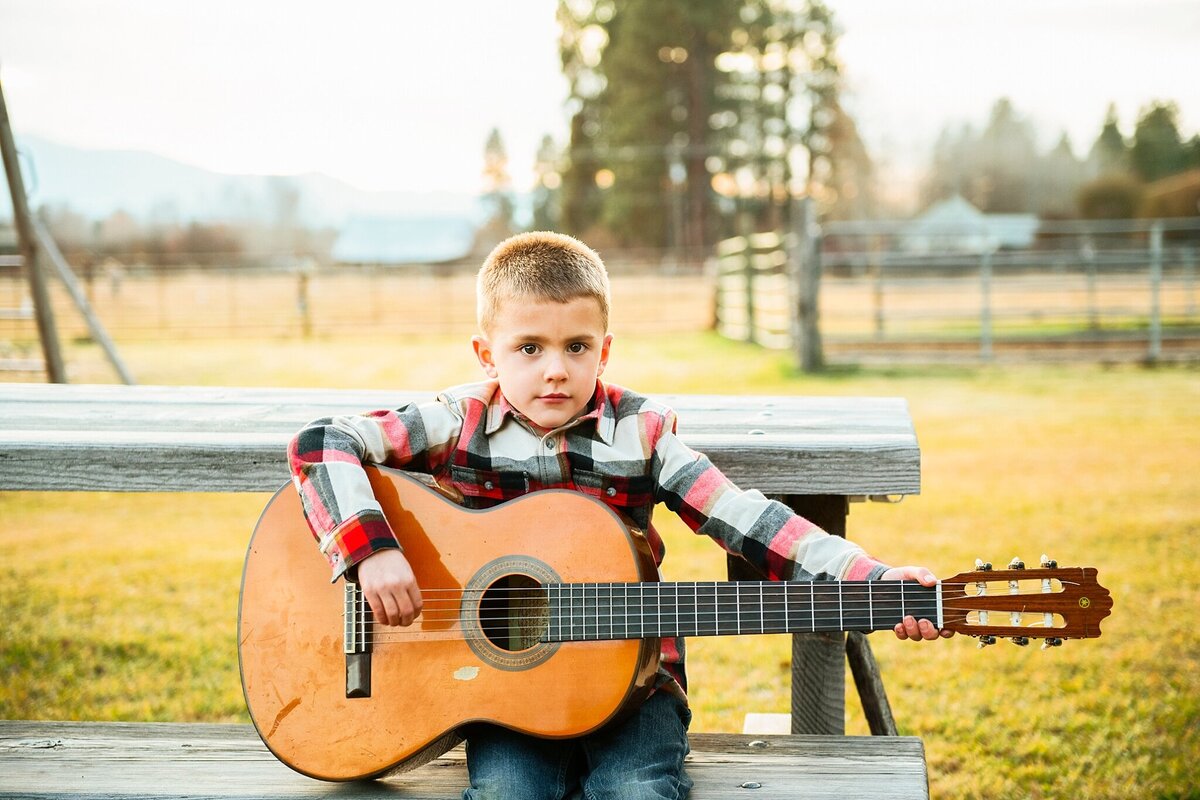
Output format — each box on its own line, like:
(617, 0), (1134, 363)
(461, 691), (694, 800)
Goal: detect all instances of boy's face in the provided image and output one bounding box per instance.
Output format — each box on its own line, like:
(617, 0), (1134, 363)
(472, 295), (613, 431)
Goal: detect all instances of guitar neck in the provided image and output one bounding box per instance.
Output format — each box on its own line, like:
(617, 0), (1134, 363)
(543, 580), (939, 642)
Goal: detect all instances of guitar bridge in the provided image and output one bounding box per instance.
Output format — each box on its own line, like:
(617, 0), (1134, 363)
(344, 580), (371, 698)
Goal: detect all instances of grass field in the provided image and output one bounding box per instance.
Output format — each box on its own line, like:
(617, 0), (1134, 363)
(2, 331), (1198, 799)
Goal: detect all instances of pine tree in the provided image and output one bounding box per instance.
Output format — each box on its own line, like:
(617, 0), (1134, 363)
(532, 135), (563, 231)
(1087, 103), (1129, 178)
(1130, 102), (1190, 183)
(482, 128), (515, 232)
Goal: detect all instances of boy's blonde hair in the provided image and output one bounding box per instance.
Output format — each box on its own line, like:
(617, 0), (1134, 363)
(477, 232), (610, 333)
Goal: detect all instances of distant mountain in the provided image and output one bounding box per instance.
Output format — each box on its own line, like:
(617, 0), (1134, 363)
(11, 135), (484, 227)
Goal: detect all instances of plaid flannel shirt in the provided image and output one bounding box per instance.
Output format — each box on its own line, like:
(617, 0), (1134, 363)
(288, 379), (889, 697)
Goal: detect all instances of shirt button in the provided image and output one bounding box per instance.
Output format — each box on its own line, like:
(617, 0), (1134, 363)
(545, 438), (555, 450)
(484, 481), (494, 490)
(605, 486), (617, 497)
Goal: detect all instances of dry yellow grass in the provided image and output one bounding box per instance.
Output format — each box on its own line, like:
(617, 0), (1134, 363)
(2, 331), (1198, 799)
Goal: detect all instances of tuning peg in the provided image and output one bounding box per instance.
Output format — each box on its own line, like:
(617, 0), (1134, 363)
(1008, 557), (1025, 570)
(977, 635), (996, 649)
(1040, 554), (1057, 569)
(1041, 637), (1064, 650)
(975, 558), (993, 571)
(1010, 636), (1030, 647)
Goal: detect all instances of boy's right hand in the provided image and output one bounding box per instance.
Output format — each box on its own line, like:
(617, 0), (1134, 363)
(355, 549), (423, 627)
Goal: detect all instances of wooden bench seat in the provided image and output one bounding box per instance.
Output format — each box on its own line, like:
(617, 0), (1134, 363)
(0, 721), (929, 800)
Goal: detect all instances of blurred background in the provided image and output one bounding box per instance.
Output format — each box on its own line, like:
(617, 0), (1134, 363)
(2, 0), (1199, 368)
(2, 4), (1199, 798)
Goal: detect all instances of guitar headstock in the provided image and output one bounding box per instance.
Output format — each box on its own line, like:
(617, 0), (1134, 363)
(941, 556), (1112, 649)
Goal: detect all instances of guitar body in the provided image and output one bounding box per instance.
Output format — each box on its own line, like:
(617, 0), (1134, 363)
(238, 466), (661, 781)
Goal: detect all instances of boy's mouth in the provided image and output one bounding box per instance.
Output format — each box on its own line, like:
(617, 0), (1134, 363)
(541, 393), (570, 401)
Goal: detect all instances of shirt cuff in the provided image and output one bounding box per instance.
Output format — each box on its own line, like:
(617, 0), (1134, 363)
(322, 509), (401, 582)
(847, 555), (891, 582)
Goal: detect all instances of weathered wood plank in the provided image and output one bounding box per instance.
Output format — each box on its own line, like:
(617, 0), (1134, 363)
(0, 721), (928, 800)
(0, 385), (920, 494)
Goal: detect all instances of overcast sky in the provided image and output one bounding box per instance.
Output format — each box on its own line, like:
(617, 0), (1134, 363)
(1, 0), (1197, 197)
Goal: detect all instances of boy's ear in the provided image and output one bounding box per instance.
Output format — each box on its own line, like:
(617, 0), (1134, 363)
(595, 333), (614, 377)
(472, 335), (499, 378)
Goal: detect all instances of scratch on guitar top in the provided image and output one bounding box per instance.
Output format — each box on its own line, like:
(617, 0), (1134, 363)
(268, 698), (302, 738)
(453, 667), (480, 681)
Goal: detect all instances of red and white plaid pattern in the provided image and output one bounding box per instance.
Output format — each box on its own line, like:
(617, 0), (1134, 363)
(289, 379), (888, 696)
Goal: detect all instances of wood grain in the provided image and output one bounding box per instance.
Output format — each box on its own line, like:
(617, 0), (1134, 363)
(0, 721), (930, 800)
(0, 384), (920, 494)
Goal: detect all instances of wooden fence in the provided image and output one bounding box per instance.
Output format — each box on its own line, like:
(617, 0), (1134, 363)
(714, 216), (1200, 365)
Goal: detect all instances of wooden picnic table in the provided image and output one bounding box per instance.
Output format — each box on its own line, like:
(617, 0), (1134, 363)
(0, 383), (926, 798)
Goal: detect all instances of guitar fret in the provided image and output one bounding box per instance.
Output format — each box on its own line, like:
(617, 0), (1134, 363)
(868, 581), (874, 630)
(759, 583), (764, 634)
(782, 582), (792, 633)
(810, 582), (816, 632)
(662, 584), (676, 638)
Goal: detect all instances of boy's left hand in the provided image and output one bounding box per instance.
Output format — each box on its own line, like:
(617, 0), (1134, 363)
(881, 566), (955, 641)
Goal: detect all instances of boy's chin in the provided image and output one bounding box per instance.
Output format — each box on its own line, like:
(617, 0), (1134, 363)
(524, 402), (587, 431)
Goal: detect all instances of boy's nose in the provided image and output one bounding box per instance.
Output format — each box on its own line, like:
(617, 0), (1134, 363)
(544, 356), (569, 380)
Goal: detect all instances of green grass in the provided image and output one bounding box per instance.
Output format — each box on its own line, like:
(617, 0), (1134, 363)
(3, 332), (1199, 799)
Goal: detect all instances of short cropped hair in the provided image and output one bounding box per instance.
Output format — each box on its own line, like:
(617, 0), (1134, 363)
(476, 232), (611, 333)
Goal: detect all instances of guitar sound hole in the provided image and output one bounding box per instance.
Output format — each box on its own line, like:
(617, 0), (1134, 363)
(479, 575), (549, 652)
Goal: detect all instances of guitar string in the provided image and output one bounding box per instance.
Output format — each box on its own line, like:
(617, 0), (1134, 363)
(338, 581), (1083, 640)
(344, 579), (1081, 595)
(345, 604), (1070, 629)
(341, 582), (1082, 621)
(342, 598), (1073, 641)
(354, 614), (1070, 646)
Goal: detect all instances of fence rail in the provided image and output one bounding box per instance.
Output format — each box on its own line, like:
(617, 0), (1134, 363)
(715, 217), (1200, 364)
(0, 265), (714, 345)
(6, 218), (1200, 370)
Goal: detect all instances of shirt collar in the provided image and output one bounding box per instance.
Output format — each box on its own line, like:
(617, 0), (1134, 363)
(485, 380), (615, 445)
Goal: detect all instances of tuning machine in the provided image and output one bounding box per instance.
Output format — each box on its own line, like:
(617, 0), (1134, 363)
(977, 635), (997, 649)
(1009, 636), (1030, 647)
(1041, 637), (1064, 651)
(1040, 554), (1057, 569)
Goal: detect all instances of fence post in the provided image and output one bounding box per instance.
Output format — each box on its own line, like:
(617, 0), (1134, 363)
(1149, 221), (1163, 363)
(1082, 234), (1099, 331)
(790, 198), (823, 372)
(871, 237), (885, 341)
(980, 247), (994, 362)
(744, 242), (757, 345)
(1, 77), (67, 382)
(1184, 246), (1196, 318)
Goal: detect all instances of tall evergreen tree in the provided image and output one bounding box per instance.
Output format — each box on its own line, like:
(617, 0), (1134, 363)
(557, 0), (859, 250)
(482, 128), (515, 232)
(1087, 103), (1129, 178)
(1037, 133), (1084, 218)
(531, 135), (563, 232)
(973, 98), (1039, 213)
(1130, 101), (1190, 183)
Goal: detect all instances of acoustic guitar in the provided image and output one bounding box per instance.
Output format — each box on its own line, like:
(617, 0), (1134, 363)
(238, 465), (1111, 781)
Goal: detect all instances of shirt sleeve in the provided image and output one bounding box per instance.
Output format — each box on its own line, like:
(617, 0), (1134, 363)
(287, 401), (463, 581)
(649, 410), (890, 583)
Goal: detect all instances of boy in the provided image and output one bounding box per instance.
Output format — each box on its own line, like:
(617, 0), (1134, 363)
(289, 231), (949, 800)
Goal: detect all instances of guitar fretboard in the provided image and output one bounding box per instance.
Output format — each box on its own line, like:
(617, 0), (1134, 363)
(542, 580), (939, 642)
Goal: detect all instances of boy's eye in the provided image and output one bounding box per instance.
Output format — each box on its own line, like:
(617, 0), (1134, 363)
(567, 343), (588, 354)
(520, 344), (540, 355)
